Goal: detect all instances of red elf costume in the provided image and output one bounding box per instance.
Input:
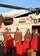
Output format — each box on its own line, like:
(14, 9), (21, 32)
(23, 29), (32, 52)
(3, 31), (14, 53)
(30, 34), (38, 52)
(14, 31), (23, 55)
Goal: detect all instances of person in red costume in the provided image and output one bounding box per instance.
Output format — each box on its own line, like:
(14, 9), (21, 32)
(30, 29), (38, 55)
(3, 28), (14, 56)
(14, 27), (23, 56)
(23, 29), (32, 54)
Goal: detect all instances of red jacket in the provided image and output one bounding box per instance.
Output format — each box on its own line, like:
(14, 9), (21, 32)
(23, 39), (29, 52)
(14, 32), (23, 55)
(25, 34), (32, 41)
(30, 35), (38, 51)
(16, 40), (23, 55)
(14, 32), (23, 41)
(23, 34), (32, 52)
(3, 32), (14, 52)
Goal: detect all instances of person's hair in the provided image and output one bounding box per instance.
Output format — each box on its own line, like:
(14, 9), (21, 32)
(5, 28), (8, 31)
(16, 27), (19, 31)
(27, 28), (30, 32)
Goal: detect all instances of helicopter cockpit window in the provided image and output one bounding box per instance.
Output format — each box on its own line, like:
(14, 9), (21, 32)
(3, 17), (13, 25)
(0, 14), (13, 25)
(0, 7), (13, 25)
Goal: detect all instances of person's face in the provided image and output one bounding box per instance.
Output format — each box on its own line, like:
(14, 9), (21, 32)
(16, 29), (19, 32)
(5, 29), (9, 33)
(28, 30), (30, 34)
(5, 29), (7, 32)
(35, 30), (38, 34)
(32, 29), (35, 33)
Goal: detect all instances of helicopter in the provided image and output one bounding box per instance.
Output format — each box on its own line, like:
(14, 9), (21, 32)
(0, 3), (40, 25)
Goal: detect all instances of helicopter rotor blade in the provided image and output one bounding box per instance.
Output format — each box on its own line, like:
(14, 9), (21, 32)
(0, 3), (30, 10)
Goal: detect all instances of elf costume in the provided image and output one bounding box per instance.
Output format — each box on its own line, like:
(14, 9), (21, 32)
(30, 35), (38, 52)
(3, 32), (14, 53)
(23, 31), (32, 52)
(14, 32), (23, 55)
